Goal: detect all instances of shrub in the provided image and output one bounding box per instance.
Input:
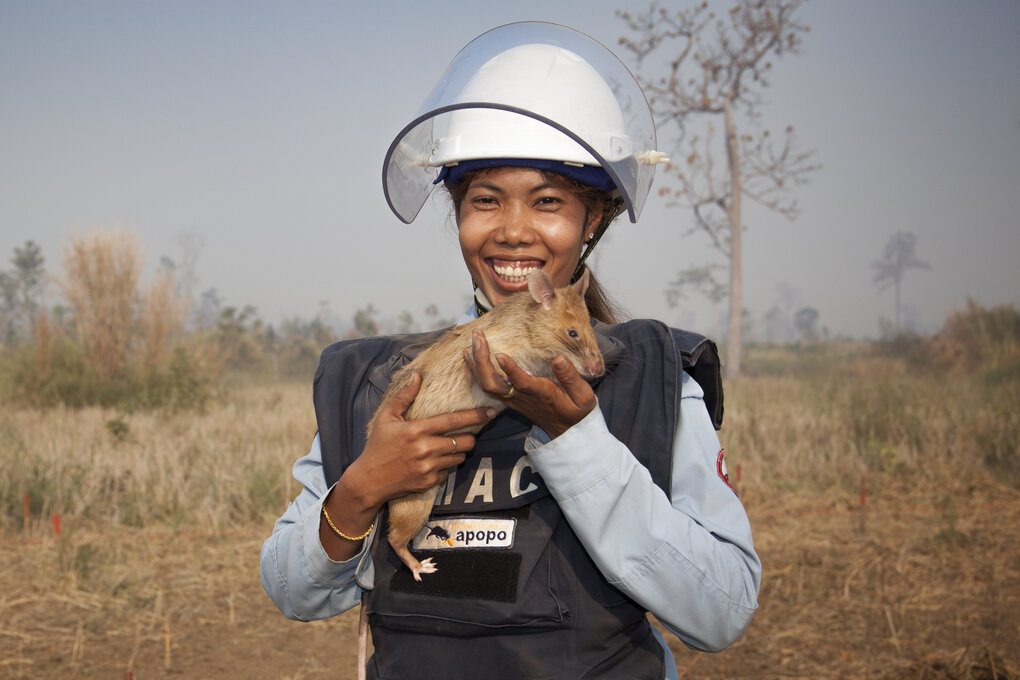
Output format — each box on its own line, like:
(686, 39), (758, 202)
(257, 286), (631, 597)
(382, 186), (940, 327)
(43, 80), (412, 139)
(931, 299), (1020, 372)
(874, 300), (1020, 378)
(0, 231), (212, 411)
(61, 232), (141, 381)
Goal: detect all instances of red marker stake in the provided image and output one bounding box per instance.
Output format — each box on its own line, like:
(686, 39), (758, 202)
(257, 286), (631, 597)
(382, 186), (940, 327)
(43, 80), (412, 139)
(53, 513), (61, 536)
(858, 487), (867, 536)
(23, 494), (30, 532)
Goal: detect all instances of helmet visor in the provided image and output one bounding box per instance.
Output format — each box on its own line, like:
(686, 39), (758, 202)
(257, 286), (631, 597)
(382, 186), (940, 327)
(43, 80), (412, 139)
(382, 21), (658, 224)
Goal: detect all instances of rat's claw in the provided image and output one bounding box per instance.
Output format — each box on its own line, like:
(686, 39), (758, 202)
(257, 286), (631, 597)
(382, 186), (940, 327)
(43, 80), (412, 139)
(411, 557), (438, 582)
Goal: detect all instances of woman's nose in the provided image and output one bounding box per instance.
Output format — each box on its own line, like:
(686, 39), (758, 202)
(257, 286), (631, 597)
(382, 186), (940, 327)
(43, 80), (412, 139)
(496, 203), (535, 245)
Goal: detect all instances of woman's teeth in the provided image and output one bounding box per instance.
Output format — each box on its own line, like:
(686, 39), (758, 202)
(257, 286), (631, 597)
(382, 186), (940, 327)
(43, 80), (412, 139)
(494, 263), (538, 283)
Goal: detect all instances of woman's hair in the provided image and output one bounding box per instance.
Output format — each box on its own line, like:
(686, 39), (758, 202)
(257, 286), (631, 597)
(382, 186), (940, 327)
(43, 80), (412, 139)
(444, 168), (626, 324)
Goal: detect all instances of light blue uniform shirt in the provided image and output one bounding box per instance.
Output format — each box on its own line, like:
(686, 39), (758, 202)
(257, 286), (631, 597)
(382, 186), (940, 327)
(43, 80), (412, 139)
(261, 312), (760, 678)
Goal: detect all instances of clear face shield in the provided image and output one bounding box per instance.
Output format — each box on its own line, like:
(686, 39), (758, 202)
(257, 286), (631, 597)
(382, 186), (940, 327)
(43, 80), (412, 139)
(382, 22), (662, 224)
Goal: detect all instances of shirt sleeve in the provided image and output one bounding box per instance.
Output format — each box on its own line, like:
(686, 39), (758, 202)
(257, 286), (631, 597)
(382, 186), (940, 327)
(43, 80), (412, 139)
(525, 372), (761, 652)
(259, 433), (375, 621)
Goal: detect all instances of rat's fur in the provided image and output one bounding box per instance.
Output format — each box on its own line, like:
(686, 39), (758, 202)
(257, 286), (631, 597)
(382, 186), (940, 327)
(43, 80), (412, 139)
(367, 269), (604, 580)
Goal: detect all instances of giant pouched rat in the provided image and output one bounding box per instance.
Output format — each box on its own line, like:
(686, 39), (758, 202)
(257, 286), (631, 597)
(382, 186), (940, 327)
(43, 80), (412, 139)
(366, 268), (605, 581)
(356, 268), (606, 680)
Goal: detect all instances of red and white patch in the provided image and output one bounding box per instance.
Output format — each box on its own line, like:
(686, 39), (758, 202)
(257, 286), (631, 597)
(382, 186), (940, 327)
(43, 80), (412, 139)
(716, 449), (734, 491)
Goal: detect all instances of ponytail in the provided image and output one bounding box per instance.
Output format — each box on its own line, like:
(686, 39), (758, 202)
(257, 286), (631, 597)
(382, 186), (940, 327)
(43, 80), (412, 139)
(580, 265), (625, 325)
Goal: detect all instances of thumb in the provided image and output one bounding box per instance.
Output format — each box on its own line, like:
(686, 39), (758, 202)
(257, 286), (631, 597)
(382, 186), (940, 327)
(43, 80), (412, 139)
(552, 356), (592, 404)
(387, 371), (421, 418)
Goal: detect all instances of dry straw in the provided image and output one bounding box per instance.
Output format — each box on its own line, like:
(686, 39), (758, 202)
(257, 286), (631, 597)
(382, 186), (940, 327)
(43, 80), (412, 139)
(140, 268), (186, 375)
(0, 304), (1016, 676)
(61, 231), (142, 381)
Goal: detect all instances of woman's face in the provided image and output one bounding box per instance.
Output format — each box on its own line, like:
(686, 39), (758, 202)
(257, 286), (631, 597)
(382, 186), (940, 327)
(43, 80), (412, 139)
(457, 167), (600, 308)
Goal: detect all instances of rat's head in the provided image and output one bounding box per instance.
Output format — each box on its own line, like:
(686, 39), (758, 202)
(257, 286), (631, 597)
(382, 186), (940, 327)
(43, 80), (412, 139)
(527, 269), (605, 378)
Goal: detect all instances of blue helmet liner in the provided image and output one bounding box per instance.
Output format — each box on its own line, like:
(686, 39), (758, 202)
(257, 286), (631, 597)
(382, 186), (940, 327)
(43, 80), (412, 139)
(434, 158), (618, 193)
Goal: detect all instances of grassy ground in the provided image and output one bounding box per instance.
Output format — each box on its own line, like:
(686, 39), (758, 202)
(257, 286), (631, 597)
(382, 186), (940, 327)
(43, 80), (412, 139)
(1, 346), (1017, 679)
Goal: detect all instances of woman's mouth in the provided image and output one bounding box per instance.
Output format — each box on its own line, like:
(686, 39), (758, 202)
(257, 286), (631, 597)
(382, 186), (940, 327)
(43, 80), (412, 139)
(490, 259), (542, 284)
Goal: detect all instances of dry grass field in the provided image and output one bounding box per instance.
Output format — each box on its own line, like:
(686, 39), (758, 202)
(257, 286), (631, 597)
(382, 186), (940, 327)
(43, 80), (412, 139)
(1, 345), (1017, 679)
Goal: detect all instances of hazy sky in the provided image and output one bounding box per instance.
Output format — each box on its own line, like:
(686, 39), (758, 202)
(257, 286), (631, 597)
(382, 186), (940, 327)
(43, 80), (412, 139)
(2, 0), (1018, 339)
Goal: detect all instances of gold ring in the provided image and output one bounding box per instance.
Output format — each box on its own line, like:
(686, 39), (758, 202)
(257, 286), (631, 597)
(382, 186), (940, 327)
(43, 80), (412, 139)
(450, 437), (458, 454)
(501, 384), (515, 399)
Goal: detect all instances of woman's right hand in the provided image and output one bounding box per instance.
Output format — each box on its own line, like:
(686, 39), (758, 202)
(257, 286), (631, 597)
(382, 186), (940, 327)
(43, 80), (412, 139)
(319, 372), (494, 561)
(351, 372), (495, 508)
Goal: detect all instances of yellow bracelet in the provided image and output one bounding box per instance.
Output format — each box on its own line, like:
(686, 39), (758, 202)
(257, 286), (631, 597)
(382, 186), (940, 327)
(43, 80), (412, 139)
(322, 504), (374, 542)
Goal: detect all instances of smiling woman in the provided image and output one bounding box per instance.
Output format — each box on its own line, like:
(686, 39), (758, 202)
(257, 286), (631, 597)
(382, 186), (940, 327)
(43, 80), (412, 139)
(447, 165), (626, 323)
(456, 169), (592, 300)
(261, 21), (760, 680)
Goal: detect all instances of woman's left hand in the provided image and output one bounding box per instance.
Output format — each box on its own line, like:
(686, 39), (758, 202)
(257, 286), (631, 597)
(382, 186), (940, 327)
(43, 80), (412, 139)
(465, 329), (597, 439)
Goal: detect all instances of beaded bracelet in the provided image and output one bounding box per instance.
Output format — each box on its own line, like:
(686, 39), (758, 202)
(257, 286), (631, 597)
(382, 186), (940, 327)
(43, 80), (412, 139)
(322, 504), (374, 542)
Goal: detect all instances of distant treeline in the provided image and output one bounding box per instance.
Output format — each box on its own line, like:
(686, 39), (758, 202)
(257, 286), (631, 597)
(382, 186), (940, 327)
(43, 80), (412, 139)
(0, 233), (1017, 410)
(0, 233), (456, 409)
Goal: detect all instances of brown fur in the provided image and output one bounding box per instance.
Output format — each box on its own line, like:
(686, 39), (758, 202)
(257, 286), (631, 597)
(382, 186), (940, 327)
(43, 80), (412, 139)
(366, 269), (604, 580)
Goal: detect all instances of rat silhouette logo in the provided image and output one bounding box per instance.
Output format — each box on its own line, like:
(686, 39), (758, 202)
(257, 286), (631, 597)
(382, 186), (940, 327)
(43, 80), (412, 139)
(411, 517), (517, 551)
(425, 524), (451, 542)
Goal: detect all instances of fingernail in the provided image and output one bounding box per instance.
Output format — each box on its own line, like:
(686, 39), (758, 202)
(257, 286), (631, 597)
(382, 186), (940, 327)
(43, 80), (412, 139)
(485, 408), (497, 418)
(554, 356), (568, 370)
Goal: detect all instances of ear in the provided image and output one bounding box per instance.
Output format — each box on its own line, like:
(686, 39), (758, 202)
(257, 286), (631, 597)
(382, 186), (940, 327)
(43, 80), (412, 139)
(571, 268), (590, 298)
(528, 269), (555, 310)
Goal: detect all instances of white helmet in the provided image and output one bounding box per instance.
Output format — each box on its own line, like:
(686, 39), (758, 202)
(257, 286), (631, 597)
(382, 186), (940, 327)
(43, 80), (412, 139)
(382, 22), (666, 224)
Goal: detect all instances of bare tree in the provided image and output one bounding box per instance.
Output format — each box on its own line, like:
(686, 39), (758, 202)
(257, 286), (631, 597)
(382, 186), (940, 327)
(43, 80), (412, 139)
(762, 305), (785, 342)
(176, 228), (204, 322)
(195, 287), (224, 329)
(352, 304), (380, 338)
(793, 305), (819, 343)
(871, 231), (930, 333)
(619, 0), (819, 376)
(665, 264), (728, 308)
(61, 232), (142, 381)
(0, 240), (46, 345)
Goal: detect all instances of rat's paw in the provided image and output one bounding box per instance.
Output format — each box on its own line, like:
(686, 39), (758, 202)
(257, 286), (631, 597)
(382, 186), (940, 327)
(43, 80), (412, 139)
(411, 558), (438, 582)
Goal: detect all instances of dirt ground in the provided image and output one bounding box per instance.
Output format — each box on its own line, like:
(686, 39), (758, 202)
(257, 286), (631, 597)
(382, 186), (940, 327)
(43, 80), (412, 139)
(2, 486), (1017, 679)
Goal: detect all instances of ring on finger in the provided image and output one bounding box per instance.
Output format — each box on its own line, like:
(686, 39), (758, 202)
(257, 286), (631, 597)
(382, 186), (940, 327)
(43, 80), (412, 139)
(501, 384), (515, 399)
(450, 437), (459, 454)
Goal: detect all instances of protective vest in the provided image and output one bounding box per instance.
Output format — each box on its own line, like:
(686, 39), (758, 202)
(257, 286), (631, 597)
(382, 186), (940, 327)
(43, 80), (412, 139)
(313, 319), (722, 680)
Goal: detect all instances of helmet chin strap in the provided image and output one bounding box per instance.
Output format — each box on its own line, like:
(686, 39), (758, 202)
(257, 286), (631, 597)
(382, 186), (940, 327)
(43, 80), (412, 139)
(570, 230), (603, 284)
(473, 286), (494, 317)
(569, 200), (622, 284)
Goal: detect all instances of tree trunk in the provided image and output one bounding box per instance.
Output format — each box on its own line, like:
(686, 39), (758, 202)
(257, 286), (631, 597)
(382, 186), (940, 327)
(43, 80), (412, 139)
(894, 277), (902, 333)
(724, 96), (743, 378)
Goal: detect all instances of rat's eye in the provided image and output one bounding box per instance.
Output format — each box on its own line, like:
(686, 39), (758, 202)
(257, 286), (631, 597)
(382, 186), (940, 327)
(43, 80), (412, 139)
(567, 329), (579, 339)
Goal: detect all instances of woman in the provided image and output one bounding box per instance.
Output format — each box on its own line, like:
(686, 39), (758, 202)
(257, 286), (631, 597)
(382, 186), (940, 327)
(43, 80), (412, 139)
(261, 22), (760, 679)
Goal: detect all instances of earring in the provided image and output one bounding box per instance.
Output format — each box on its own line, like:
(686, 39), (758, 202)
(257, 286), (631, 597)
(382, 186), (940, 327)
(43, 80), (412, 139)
(586, 233), (594, 242)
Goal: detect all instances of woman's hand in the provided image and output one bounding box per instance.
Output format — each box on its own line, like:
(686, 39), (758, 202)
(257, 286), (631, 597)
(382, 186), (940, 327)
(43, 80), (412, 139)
(465, 329), (598, 439)
(348, 371), (495, 508)
(320, 372), (494, 561)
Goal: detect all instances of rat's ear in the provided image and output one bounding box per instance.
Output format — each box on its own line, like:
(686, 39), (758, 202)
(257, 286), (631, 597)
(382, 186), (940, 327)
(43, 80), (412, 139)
(528, 269), (555, 310)
(571, 268), (590, 298)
